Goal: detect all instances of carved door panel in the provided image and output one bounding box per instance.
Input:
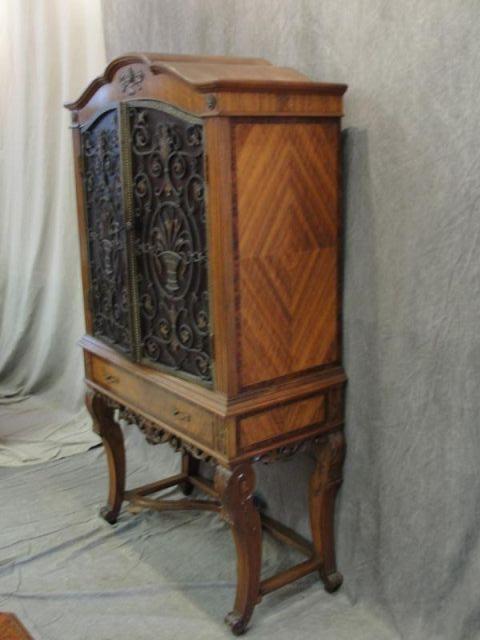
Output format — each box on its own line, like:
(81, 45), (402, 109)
(125, 101), (212, 383)
(80, 108), (134, 356)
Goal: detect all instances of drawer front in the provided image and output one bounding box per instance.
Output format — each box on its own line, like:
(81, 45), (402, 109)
(89, 355), (217, 449)
(238, 394), (326, 451)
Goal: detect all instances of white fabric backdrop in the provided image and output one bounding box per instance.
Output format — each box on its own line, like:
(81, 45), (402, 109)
(0, 0), (106, 464)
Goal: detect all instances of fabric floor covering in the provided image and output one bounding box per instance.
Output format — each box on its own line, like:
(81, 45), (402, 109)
(0, 396), (99, 466)
(0, 424), (398, 640)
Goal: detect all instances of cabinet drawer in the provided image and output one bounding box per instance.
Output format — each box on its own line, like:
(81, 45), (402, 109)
(238, 394), (326, 451)
(89, 355), (217, 449)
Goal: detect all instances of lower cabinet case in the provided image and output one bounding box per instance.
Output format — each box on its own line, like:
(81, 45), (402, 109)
(66, 53), (348, 635)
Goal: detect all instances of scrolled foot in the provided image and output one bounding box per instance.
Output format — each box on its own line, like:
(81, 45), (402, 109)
(322, 570), (343, 593)
(225, 611), (248, 636)
(100, 506), (119, 525)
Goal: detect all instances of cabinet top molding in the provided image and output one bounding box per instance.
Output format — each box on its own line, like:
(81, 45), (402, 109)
(65, 52), (347, 119)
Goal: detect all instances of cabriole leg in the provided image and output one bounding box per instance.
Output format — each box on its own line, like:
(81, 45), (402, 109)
(309, 430), (346, 592)
(85, 390), (125, 524)
(215, 463), (262, 636)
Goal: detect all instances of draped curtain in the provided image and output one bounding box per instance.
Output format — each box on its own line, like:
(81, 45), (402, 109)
(0, 0), (106, 464)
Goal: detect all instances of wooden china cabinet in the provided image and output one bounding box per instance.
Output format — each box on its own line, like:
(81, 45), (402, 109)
(65, 53), (347, 635)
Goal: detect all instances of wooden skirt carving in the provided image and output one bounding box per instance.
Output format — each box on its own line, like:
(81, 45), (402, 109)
(86, 388), (346, 636)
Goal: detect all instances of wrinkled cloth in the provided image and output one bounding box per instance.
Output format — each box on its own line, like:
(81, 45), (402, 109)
(0, 396), (98, 466)
(0, 0), (105, 462)
(0, 425), (398, 640)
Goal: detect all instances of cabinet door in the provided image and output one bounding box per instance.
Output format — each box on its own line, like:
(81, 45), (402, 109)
(80, 108), (134, 356)
(125, 101), (212, 383)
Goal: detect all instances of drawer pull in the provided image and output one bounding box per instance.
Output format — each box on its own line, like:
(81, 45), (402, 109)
(172, 408), (191, 422)
(104, 373), (119, 384)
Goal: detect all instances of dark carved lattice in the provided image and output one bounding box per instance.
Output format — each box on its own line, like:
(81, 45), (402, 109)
(81, 109), (132, 354)
(128, 104), (212, 382)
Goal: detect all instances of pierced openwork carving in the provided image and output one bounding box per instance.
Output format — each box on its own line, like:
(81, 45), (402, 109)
(81, 109), (132, 354)
(255, 440), (313, 464)
(254, 433), (341, 465)
(103, 399), (216, 464)
(127, 103), (212, 382)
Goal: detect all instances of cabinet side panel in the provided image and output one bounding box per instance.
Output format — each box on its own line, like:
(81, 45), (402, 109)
(233, 120), (341, 388)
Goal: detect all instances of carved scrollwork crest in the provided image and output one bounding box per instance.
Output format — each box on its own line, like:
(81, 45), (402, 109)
(119, 67), (144, 96)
